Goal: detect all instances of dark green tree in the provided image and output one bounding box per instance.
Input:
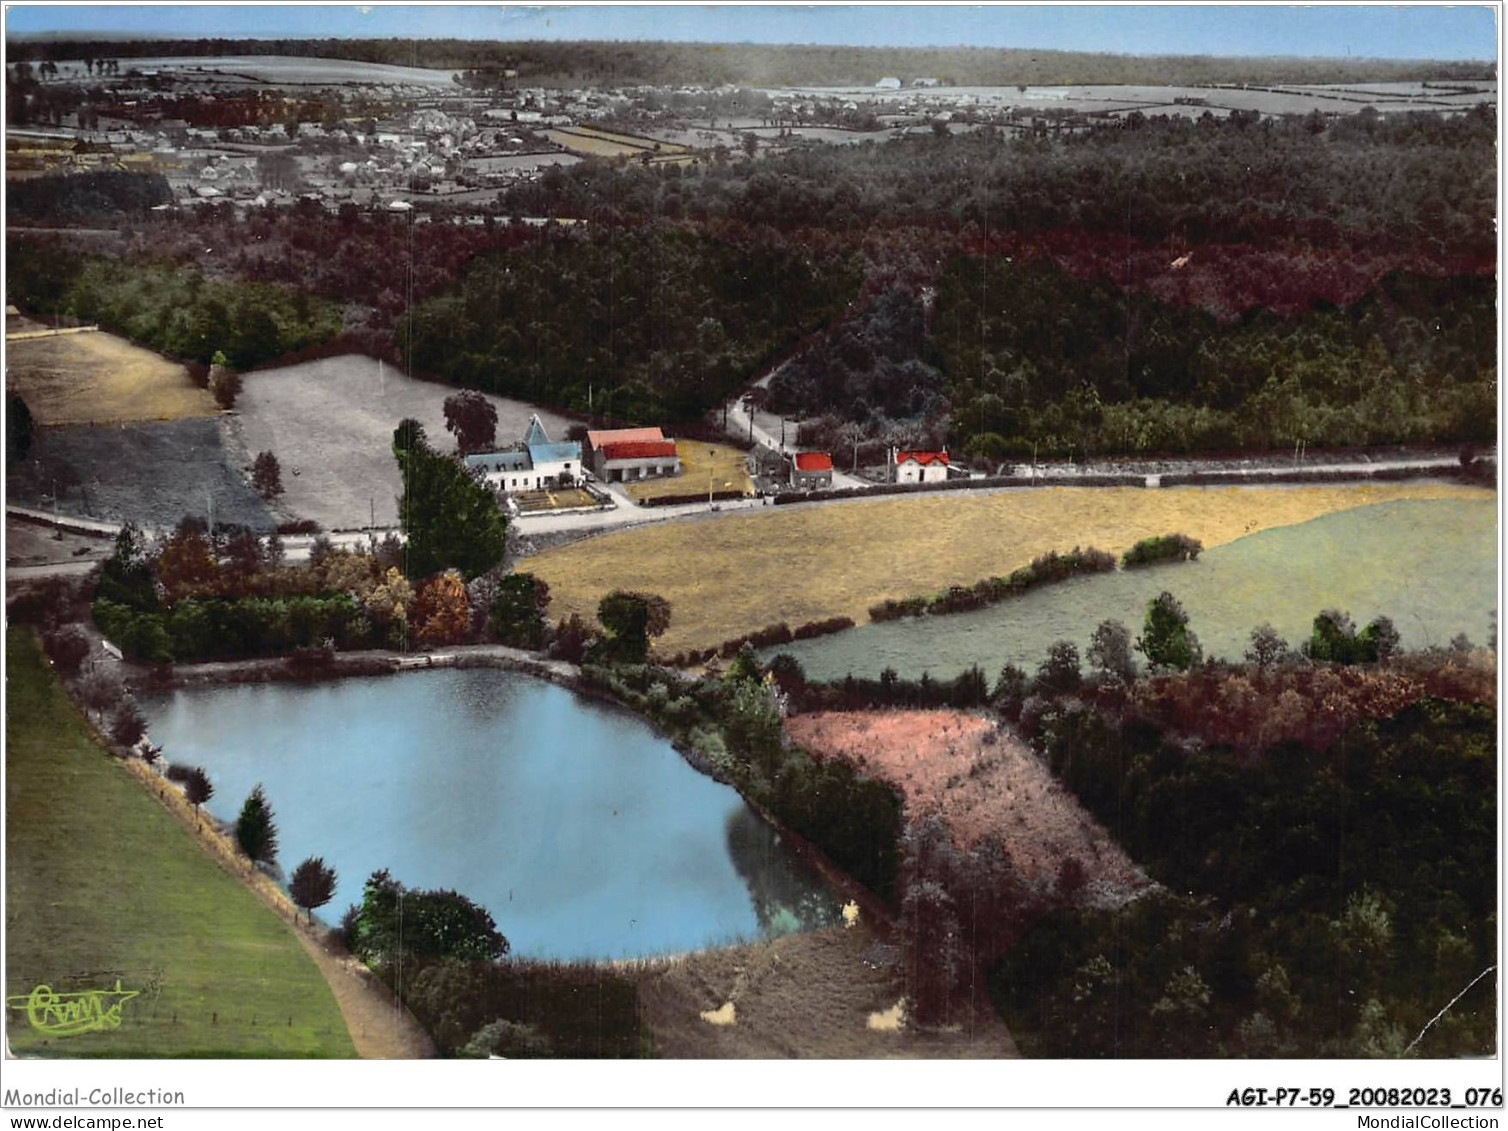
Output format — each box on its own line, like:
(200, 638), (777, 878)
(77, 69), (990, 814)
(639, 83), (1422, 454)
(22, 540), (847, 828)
(185, 766), (214, 812)
(392, 418), (426, 455)
(251, 451), (284, 499)
(235, 783), (279, 865)
(1035, 640), (1083, 695)
(442, 390), (499, 454)
(394, 434), (507, 580)
(1137, 591), (1202, 672)
(487, 573), (550, 649)
(348, 869), (508, 964)
(290, 856), (338, 923)
(1087, 619), (1137, 684)
(7, 391), (33, 463)
(1244, 623), (1292, 667)
(596, 590), (671, 663)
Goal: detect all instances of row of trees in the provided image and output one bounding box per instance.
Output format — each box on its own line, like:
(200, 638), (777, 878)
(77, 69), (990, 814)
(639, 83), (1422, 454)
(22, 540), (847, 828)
(7, 236), (343, 369)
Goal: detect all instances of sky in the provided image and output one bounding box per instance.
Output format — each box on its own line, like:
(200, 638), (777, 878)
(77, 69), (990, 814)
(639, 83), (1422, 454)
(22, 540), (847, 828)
(2, 4), (1499, 60)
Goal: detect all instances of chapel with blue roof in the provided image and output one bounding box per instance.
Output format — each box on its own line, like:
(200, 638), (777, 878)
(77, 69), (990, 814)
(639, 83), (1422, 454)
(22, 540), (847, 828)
(463, 414), (583, 492)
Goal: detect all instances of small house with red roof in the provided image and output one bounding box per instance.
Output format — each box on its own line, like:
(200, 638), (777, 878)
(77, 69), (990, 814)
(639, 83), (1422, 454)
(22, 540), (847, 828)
(585, 426), (681, 482)
(895, 448), (949, 484)
(790, 451), (834, 490)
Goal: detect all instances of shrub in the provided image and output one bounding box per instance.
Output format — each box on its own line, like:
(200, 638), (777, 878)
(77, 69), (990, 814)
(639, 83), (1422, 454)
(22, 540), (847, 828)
(792, 616), (855, 640)
(548, 614), (594, 664)
(1121, 533), (1204, 569)
(165, 763), (195, 783)
(208, 366), (243, 409)
(44, 625), (92, 676)
(110, 699), (147, 747)
(459, 1018), (553, 1059)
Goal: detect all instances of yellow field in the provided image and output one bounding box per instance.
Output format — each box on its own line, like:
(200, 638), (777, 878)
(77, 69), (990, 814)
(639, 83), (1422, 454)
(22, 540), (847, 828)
(525, 483), (1493, 654)
(546, 126), (693, 160)
(6, 329), (219, 425)
(624, 440), (753, 502)
(545, 129), (644, 157)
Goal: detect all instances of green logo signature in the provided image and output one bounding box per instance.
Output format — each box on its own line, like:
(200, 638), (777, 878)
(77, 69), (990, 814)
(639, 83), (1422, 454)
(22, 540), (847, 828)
(6, 981), (141, 1036)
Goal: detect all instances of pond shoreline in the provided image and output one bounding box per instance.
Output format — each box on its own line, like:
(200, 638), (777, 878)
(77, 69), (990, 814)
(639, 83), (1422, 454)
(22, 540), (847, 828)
(130, 644), (893, 950)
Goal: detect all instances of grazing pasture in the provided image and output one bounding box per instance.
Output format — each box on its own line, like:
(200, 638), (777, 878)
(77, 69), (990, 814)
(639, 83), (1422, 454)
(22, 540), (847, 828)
(523, 482), (1488, 655)
(785, 710), (1151, 907)
(771, 498), (1497, 682)
(234, 355), (573, 531)
(4, 631), (353, 1058)
(5, 329), (218, 425)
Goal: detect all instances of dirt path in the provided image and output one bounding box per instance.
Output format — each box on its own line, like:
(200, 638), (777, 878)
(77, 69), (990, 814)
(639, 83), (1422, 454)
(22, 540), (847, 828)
(285, 927), (435, 1059)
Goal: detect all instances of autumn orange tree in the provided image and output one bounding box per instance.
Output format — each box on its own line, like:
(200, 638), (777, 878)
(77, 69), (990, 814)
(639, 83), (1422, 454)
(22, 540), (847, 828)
(413, 571), (470, 645)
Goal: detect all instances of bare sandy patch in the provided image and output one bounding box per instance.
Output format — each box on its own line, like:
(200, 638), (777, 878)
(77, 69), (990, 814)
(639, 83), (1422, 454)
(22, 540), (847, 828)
(785, 709), (1153, 908)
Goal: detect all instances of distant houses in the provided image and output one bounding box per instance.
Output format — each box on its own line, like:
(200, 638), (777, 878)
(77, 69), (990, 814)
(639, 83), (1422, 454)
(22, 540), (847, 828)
(585, 427), (681, 482)
(464, 414), (583, 492)
(790, 451), (834, 490)
(895, 449), (949, 484)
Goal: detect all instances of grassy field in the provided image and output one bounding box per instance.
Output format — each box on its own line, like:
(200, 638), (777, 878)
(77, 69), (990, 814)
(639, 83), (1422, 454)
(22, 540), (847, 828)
(235, 355), (574, 531)
(524, 482), (1489, 655)
(4, 631), (353, 1057)
(546, 125), (693, 160)
(6, 330), (218, 426)
(624, 441), (753, 502)
(785, 711), (1150, 908)
(772, 497), (1498, 682)
(7, 418), (276, 533)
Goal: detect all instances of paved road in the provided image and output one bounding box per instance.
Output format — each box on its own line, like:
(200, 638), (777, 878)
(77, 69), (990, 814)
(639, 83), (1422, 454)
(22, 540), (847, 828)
(8, 449), (1486, 577)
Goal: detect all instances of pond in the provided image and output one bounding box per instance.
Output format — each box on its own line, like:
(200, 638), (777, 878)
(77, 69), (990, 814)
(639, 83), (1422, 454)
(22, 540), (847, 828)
(140, 669), (838, 961)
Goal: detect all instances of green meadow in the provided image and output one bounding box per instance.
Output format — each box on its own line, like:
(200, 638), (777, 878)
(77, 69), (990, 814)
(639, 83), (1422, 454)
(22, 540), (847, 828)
(771, 498), (1497, 682)
(4, 630), (353, 1058)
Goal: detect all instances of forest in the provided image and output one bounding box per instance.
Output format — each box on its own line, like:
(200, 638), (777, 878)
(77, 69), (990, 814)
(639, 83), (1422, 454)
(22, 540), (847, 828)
(6, 108), (1497, 453)
(992, 692), (1496, 1057)
(401, 223), (859, 421)
(8, 36), (1495, 87)
(501, 112), (1496, 259)
(931, 260), (1498, 457)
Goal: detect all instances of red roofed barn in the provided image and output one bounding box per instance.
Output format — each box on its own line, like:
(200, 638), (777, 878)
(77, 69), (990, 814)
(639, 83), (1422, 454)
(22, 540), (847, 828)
(585, 427), (682, 481)
(790, 451), (834, 490)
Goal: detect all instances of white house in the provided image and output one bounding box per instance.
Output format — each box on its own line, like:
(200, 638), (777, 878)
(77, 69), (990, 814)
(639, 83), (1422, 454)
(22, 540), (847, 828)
(895, 449), (949, 484)
(463, 415), (583, 492)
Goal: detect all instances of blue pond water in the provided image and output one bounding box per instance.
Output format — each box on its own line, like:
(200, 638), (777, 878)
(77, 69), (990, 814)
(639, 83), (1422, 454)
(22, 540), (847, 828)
(140, 668), (836, 960)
